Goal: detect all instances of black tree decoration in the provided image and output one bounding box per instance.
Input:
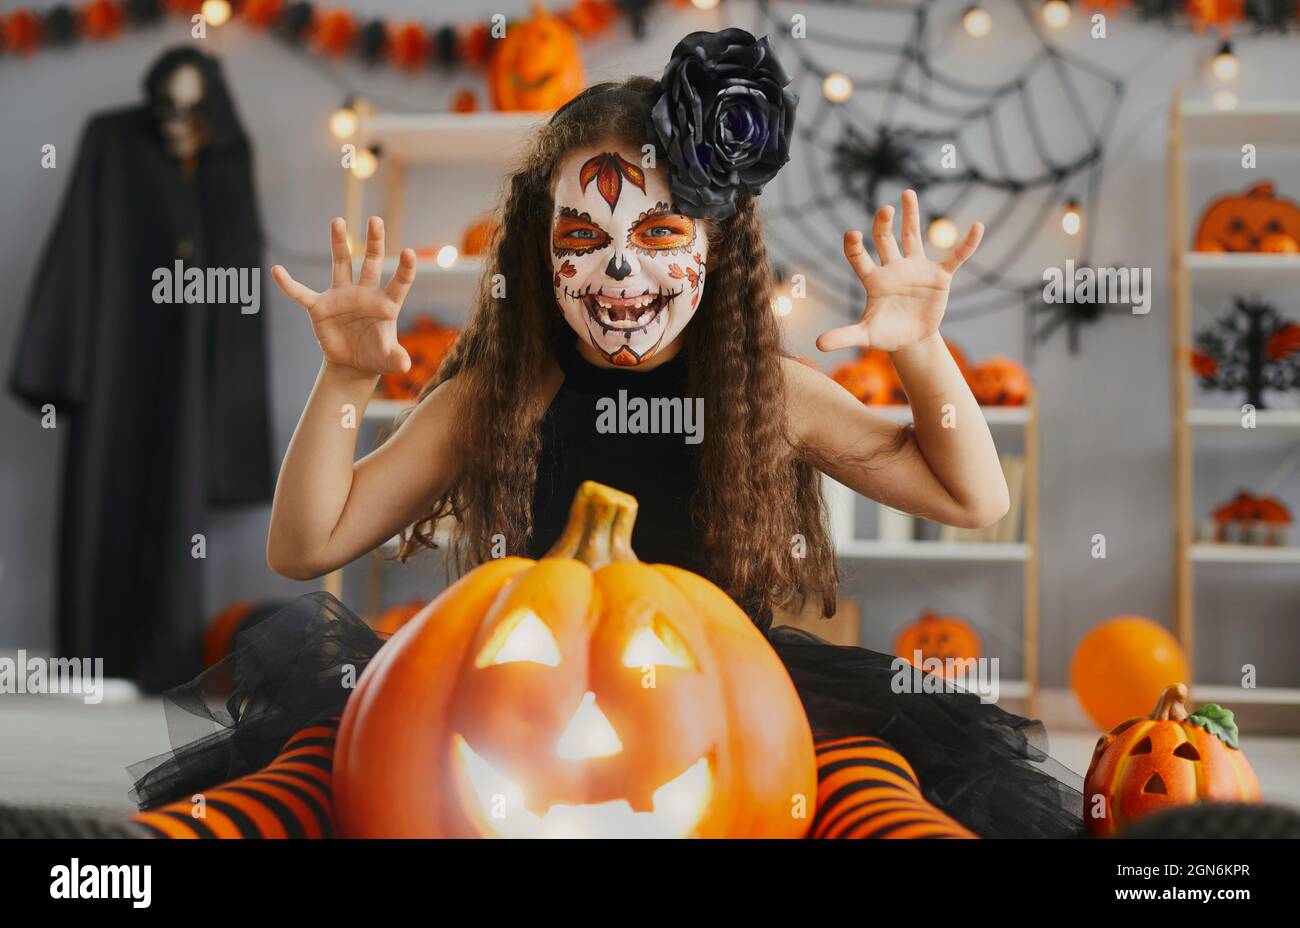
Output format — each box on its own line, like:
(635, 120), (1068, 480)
(1193, 297), (1300, 410)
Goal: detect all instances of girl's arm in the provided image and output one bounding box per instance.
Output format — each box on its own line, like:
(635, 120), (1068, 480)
(265, 216), (465, 579)
(787, 191), (1010, 529)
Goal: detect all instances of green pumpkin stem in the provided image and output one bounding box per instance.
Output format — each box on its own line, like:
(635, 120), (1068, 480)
(546, 481), (639, 568)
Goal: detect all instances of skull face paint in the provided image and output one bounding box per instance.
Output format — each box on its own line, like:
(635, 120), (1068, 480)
(551, 144), (708, 367)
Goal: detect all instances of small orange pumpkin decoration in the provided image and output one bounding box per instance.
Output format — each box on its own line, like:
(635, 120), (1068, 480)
(1259, 233), (1300, 254)
(451, 89), (479, 113)
(1194, 182), (1300, 253)
(372, 600), (426, 637)
(1084, 683), (1261, 837)
(334, 481), (817, 838)
(830, 349), (900, 405)
(967, 356), (1031, 406)
(460, 215), (499, 257)
(894, 611), (982, 670)
(488, 3), (585, 113)
(379, 317), (459, 400)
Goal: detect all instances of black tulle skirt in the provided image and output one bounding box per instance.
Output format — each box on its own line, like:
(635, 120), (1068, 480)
(129, 592), (1084, 838)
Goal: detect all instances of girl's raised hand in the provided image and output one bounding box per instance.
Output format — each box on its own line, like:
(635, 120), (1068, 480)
(271, 216), (417, 376)
(816, 190), (983, 354)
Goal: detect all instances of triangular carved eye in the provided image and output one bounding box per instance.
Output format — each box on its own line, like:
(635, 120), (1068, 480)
(1143, 772), (1168, 795)
(1174, 742), (1201, 761)
(476, 609), (561, 668)
(622, 624), (694, 670)
(1131, 736), (1153, 755)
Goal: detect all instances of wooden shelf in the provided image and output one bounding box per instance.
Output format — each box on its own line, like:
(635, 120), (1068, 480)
(1193, 684), (1300, 706)
(868, 404), (1030, 427)
(1184, 252), (1300, 300)
(1181, 99), (1300, 146)
(837, 540), (1030, 562)
(1190, 544), (1300, 565)
(359, 111), (544, 163)
(1187, 408), (1300, 428)
(365, 398), (415, 421)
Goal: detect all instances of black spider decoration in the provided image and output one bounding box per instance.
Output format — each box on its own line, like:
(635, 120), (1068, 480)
(831, 126), (944, 211)
(1193, 297), (1300, 409)
(1030, 265), (1139, 355)
(1243, 0), (1299, 32)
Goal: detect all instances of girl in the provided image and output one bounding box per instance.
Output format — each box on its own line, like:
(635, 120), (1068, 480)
(131, 29), (1082, 838)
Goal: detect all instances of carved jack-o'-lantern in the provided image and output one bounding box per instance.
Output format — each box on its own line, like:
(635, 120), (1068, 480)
(379, 317), (459, 401)
(1194, 182), (1300, 253)
(967, 356), (1031, 407)
(830, 349), (900, 406)
(894, 611), (982, 668)
(334, 482), (817, 838)
(488, 3), (585, 113)
(1084, 683), (1261, 837)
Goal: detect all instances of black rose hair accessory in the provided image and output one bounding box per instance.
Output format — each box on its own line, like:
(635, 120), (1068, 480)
(646, 28), (799, 221)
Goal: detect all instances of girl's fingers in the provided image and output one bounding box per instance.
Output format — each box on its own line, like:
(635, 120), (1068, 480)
(900, 189), (927, 259)
(872, 204), (902, 264)
(385, 344), (412, 374)
(271, 265), (320, 309)
(383, 248), (418, 305)
(816, 322), (870, 353)
(842, 230), (877, 286)
(358, 216), (385, 286)
(330, 217), (354, 288)
(939, 221), (984, 274)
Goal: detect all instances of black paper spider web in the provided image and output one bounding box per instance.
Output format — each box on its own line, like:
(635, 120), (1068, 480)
(751, 0), (1127, 352)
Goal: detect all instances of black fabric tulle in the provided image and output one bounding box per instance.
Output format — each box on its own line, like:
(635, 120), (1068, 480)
(129, 593), (1084, 838)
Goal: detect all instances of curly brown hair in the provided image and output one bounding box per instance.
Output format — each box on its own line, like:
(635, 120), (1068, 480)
(398, 77), (838, 618)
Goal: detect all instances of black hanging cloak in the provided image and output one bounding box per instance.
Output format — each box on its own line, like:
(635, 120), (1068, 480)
(9, 47), (272, 691)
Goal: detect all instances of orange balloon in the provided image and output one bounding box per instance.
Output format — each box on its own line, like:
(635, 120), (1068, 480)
(1071, 616), (1189, 731)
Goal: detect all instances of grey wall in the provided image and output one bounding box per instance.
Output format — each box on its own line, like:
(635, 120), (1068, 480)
(1, 0), (1297, 689)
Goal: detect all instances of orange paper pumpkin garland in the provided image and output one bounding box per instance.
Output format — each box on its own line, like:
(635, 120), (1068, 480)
(1084, 683), (1261, 837)
(334, 481), (817, 838)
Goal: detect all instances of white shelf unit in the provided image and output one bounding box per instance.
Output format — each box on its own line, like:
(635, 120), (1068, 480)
(823, 398), (1040, 713)
(1167, 90), (1300, 707)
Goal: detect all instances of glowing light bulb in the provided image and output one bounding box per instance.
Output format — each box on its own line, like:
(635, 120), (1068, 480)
(1211, 42), (1239, 82)
(928, 216), (959, 250)
(351, 147), (378, 179)
(823, 73), (853, 104)
(1041, 0), (1071, 29)
(436, 245), (459, 268)
(329, 105), (358, 139)
(774, 294), (793, 317)
(691, 0), (720, 9)
(1061, 199), (1082, 236)
(963, 6), (992, 38)
(200, 0), (231, 26)
(1211, 89), (1239, 112)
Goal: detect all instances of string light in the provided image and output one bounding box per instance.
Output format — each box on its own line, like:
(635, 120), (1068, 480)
(351, 146), (379, 179)
(1041, 0), (1071, 29)
(1211, 41), (1239, 82)
(962, 6), (992, 38)
(436, 245), (459, 268)
(1061, 199), (1082, 236)
(690, 0), (721, 9)
(1211, 89), (1239, 112)
(822, 73), (853, 104)
(928, 216), (959, 250)
(329, 98), (359, 139)
(200, 0), (231, 26)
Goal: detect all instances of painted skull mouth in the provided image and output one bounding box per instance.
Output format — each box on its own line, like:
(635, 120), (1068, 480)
(452, 733), (713, 838)
(564, 286), (680, 337)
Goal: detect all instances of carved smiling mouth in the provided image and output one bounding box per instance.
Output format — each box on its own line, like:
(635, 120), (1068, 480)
(452, 734), (713, 839)
(563, 286), (681, 337)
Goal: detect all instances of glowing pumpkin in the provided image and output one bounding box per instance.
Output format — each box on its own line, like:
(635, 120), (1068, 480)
(488, 3), (584, 113)
(894, 611), (982, 669)
(334, 481), (817, 838)
(1194, 182), (1300, 253)
(379, 317), (459, 400)
(1084, 683), (1261, 837)
(967, 356), (1031, 406)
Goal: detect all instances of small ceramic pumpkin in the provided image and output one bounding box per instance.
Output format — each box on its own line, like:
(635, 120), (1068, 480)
(967, 356), (1031, 406)
(488, 3), (584, 112)
(460, 215), (499, 257)
(830, 350), (899, 406)
(379, 317), (459, 400)
(334, 481), (817, 838)
(894, 611), (982, 669)
(1194, 182), (1300, 253)
(1084, 684), (1261, 837)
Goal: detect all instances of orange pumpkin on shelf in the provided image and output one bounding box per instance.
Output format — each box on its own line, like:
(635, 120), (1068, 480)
(451, 89), (479, 113)
(1083, 683), (1261, 837)
(372, 600), (427, 637)
(488, 3), (584, 112)
(967, 356), (1031, 406)
(894, 611), (982, 669)
(379, 317), (459, 401)
(1193, 182), (1300, 253)
(334, 481), (817, 838)
(1259, 233), (1300, 254)
(830, 349), (900, 405)
(460, 215), (499, 257)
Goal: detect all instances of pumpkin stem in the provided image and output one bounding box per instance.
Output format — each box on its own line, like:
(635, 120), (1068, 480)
(546, 481), (639, 567)
(1150, 683), (1190, 722)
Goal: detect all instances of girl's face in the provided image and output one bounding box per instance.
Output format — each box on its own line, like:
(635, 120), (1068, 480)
(550, 142), (708, 367)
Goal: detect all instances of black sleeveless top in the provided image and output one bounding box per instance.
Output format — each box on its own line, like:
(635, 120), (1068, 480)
(526, 334), (704, 575)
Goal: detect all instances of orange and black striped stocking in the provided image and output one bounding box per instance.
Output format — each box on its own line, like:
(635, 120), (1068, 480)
(132, 716), (340, 838)
(810, 736), (977, 839)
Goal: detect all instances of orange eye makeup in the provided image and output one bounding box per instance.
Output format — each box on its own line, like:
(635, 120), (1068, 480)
(628, 203), (696, 255)
(552, 207), (611, 257)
